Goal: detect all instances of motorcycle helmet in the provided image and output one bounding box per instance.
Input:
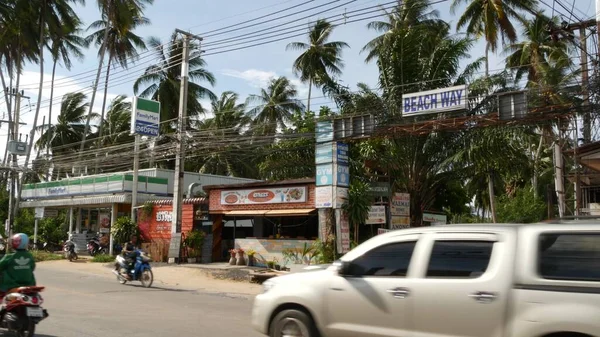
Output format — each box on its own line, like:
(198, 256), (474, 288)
(11, 233), (29, 250)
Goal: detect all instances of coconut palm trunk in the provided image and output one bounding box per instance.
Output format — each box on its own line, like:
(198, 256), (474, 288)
(79, 6), (111, 168)
(47, 59), (59, 180)
(487, 170), (497, 223)
(307, 76), (312, 113)
(94, 56), (112, 173)
(15, 7), (47, 219)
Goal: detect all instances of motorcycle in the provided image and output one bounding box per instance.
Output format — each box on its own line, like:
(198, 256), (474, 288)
(112, 249), (153, 288)
(0, 286), (48, 337)
(87, 238), (107, 256)
(63, 241), (77, 262)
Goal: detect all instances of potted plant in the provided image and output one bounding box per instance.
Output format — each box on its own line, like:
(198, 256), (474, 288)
(228, 249), (237, 265)
(246, 249), (256, 266)
(236, 248), (246, 266)
(184, 230), (205, 263)
(266, 259), (275, 269)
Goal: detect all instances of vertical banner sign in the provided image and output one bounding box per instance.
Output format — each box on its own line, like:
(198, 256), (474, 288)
(391, 192), (410, 229)
(335, 209), (351, 254)
(131, 97), (161, 137)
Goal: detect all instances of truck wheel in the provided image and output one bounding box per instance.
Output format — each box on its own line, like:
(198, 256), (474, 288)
(269, 309), (319, 337)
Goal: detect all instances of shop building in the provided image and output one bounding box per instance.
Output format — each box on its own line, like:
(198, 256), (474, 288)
(19, 168), (256, 251)
(204, 178), (318, 264)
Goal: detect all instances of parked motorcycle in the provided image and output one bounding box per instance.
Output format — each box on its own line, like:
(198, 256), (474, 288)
(63, 241), (77, 262)
(112, 249), (153, 288)
(87, 238), (107, 256)
(0, 286), (48, 337)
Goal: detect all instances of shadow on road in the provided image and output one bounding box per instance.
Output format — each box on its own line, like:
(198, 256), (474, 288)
(129, 285), (195, 292)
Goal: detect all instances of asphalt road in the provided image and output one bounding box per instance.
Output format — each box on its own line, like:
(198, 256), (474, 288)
(30, 263), (264, 337)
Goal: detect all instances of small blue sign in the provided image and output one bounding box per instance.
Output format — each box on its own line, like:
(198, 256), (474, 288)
(316, 121), (333, 143)
(336, 142), (349, 165)
(335, 164), (350, 187)
(315, 143), (333, 164)
(316, 164), (333, 186)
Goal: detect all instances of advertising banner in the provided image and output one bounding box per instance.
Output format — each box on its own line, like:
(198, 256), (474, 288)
(366, 205), (386, 224)
(391, 193), (410, 216)
(221, 186), (307, 205)
(403, 85), (468, 116)
(315, 186), (333, 208)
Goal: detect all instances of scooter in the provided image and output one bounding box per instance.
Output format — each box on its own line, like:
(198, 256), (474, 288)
(0, 286), (48, 337)
(112, 249), (153, 288)
(63, 241), (77, 262)
(87, 238), (107, 256)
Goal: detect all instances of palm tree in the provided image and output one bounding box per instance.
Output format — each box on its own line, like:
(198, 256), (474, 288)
(79, 0), (153, 157)
(505, 13), (572, 85)
(362, 0), (451, 106)
(247, 76), (305, 137)
(286, 19), (349, 113)
(134, 31), (216, 133)
(93, 95), (134, 147)
(86, 13), (149, 144)
(194, 91), (253, 176)
(452, 0), (537, 74)
(36, 92), (96, 159)
(47, 24), (86, 159)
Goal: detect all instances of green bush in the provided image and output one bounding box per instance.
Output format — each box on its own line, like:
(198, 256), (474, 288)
(184, 230), (205, 259)
(111, 217), (139, 245)
(91, 254), (115, 263)
(496, 186), (546, 223)
(31, 250), (64, 262)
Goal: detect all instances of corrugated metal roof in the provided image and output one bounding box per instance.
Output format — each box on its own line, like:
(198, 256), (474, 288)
(203, 178), (315, 191)
(149, 198), (207, 205)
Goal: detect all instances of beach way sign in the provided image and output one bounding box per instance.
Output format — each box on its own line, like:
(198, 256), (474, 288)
(403, 85), (467, 116)
(131, 97), (160, 137)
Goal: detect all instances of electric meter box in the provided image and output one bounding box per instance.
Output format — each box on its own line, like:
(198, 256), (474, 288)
(7, 140), (27, 155)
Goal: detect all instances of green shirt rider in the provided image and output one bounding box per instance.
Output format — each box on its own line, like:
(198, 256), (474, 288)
(0, 233), (36, 294)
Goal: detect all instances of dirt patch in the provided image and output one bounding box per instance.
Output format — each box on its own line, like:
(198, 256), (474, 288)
(39, 260), (262, 297)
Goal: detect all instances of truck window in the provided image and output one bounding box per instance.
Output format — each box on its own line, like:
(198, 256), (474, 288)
(426, 241), (494, 278)
(539, 233), (600, 282)
(347, 241), (417, 277)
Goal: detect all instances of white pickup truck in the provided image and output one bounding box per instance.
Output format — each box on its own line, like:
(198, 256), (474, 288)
(251, 222), (600, 337)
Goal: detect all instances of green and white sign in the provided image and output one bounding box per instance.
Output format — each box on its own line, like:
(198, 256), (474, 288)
(131, 97), (160, 137)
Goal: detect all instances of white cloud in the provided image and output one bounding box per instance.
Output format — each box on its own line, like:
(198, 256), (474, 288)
(221, 68), (277, 89)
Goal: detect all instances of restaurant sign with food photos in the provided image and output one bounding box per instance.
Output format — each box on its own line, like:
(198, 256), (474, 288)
(220, 186), (307, 205)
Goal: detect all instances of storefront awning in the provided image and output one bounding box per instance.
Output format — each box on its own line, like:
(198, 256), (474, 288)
(224, 210), (268, 216)
(264, 209), (316, 216)
(20, 194), (130, 208)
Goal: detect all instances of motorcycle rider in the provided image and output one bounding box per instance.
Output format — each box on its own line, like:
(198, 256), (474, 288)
(121, 235), (139, 279)
(0, 233), (36, 295)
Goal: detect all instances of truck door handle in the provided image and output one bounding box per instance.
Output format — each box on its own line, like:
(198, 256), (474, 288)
(387, 287), (410, 299)
(469, 291), (497, 303)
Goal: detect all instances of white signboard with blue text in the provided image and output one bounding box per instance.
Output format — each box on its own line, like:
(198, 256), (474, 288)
(131, 97), (161, 137)
(316, 121), (334, 143)
(335, 142), (349, 165)
(335, 164), (350, 187)
(315, 143), (333, 164)
(316, 164), (333, 186)
(403, 85), (467, 116)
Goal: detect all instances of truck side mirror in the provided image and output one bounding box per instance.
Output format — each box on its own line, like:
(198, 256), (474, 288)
(336, 260), (352, 276)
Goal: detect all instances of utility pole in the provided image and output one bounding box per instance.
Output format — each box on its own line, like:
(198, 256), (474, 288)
(168, 29), (202, 264)
(5, 88), (29, 241)
(131, 134), (140, 221)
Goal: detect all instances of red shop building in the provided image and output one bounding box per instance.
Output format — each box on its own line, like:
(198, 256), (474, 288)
(204, 178), (318, 264)
(137, 198), (210, 261)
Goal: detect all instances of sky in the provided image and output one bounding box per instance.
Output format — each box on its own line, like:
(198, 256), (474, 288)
(1, 0), (598, 167)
